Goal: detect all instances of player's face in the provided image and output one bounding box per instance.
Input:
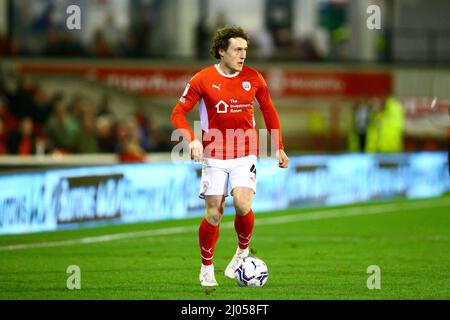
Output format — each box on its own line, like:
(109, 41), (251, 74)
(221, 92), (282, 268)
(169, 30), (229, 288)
(220, 37), (247, 74)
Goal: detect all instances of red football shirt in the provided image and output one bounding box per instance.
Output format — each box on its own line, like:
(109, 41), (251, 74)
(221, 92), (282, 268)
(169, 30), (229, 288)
(171, 64), (284, 159)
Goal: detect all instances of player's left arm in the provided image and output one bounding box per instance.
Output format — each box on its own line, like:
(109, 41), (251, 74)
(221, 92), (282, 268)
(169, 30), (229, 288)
(255, 72), (289, 168)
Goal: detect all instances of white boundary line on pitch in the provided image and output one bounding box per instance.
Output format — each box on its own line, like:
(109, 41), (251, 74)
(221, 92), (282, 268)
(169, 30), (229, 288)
(1, 198), (449, 251)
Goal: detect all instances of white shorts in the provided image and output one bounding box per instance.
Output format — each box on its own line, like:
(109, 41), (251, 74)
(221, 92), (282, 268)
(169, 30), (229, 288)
(199, 155), (257, 198)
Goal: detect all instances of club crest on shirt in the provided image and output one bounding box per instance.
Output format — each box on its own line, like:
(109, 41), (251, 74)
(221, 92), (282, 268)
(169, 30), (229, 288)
(242, 81), (251, 91)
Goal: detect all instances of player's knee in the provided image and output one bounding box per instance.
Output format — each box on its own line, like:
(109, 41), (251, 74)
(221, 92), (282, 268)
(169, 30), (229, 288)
(205, 210), (223, 226)
(233, 190), (253, 216)
(234, 198), (251, 216)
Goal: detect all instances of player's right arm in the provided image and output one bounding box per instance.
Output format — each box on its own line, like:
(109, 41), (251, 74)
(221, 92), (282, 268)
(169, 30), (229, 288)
(171, 75), (204, 161)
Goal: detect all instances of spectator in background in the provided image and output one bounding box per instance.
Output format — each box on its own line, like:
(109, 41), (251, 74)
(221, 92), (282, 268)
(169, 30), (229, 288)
(126, 13), (153, 58)
(118, 136), (146, 163)
(212, 10), (228, 33)
(73, 109), (99, 153)
(102, 13), (123, 56)
(0, 73), (16, 106)
(35, 91), (63, 128)
(379, 96), (405, 152)
(7, 117), (36, 155)
(0, 96), (18, 139)
(293, 37), (323, 61)
(153, 122), (175, 152)
(44, 30), (84, 56)
(195, 13), (213, 59)
(44, 29), (61, 56)
(10, 75), (37, 120)
(116, 118), (146, 163)
(134, 110), (156, 152)
(0, 32), (8, 55)
(91, 29), (112, 57)
(0, 96), (8, 155)
(249, 29), (275, 59)
(308, 111), (326, 151)
(349, 97), (371, 152)
(96, 116), (117, 153)
(365, 95), (405, 153)
(45, 97), (79, 153)
(365, 97), (384, 153)
(30, 83), (52, 135)
(126, 115), (149, 153)
(67, 93), (86, 123)
(274, 28), (293, 58)
(31, 2), (54, 34)
(96, 94), (116, 121)
(0, 118), (7, 154)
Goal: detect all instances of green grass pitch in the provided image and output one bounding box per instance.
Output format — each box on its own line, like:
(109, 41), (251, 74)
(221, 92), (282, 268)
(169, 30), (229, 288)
(0, 195), (449, 300)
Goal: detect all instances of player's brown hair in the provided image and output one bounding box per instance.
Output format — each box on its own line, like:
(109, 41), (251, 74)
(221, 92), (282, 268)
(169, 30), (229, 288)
(210, 25), (249, 59)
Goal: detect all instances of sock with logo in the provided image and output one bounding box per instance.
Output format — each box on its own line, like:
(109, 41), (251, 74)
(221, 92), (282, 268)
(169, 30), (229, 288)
(234, 209), (254, 250)
(199, 218), (219, 266)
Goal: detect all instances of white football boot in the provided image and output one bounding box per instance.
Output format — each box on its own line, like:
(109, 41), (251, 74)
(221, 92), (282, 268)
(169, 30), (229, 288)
(199, 264), (218, 287)
(224, 247), (249, 279)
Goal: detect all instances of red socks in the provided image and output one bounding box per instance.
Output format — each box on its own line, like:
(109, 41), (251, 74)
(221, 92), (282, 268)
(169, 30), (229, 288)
(199, 210), (254, 265)
(234, 209), (254, 250)
(199, 218), (219, 265)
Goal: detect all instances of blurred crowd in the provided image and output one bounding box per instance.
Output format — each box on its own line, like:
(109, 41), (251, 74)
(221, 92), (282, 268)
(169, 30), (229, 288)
(0, 19), (324, 61)
(0, 12), (154, 58)
(195, 11), (324, 61)
(0, 75), (173, 162)
(348, 95), (405, 153)
(0, 1), (324, 61)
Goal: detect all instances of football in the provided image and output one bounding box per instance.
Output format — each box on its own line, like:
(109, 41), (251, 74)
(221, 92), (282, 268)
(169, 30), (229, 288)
(235, 257), (269, 287)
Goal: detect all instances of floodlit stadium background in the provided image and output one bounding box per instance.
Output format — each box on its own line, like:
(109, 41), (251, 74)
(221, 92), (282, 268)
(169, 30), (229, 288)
(1, 0), (450, 301)
(0, 0), (449, 233)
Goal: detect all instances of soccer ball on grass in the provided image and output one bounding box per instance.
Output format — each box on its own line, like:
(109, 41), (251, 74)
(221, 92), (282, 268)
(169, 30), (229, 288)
(235, 256), (269, 287)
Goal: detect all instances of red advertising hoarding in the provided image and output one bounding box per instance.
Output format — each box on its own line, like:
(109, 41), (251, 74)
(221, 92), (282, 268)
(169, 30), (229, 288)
(19, 63), (392, 98)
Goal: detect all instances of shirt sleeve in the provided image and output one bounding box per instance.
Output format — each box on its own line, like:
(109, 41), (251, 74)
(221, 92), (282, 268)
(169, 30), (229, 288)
(255, 72), (285, 150)
(170, 75), (202, 142)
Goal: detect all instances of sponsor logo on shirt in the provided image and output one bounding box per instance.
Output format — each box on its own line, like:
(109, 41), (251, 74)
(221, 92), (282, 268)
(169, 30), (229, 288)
(215, 100), (229, 113)
(214, 99), (253, 114)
